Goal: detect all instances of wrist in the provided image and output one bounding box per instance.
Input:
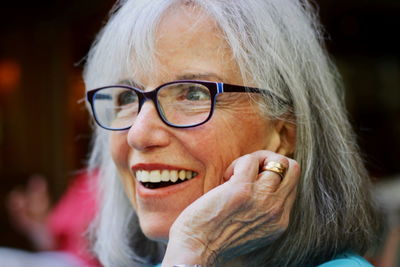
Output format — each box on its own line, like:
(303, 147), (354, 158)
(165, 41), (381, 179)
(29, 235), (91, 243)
(162, 239), (205, 267)
(162, 230), (217, 267)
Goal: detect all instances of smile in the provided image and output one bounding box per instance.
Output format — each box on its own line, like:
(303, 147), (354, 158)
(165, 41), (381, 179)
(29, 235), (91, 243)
(135, 169), (198, 189)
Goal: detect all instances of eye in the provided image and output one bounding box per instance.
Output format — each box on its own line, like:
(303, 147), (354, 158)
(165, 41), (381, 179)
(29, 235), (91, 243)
(117, 90), (137, 106)
(185, 85), (210, 101)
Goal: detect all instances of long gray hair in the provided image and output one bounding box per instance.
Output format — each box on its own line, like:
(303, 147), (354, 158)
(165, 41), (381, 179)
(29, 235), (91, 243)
(84, 0), (381, 266)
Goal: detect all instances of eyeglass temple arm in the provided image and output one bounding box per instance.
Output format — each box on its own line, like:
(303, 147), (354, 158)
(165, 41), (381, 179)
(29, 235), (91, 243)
(217, 82), (262, 94)
(218, 82), (291, 106)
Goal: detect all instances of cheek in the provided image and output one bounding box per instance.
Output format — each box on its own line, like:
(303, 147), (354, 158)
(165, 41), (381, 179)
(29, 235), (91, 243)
(213, 111), (269, 152)
(109, 132), (138, 205)
(192, 110), (272, 172)
(110, 132), (130, 167)
(180, 122), (252, 189)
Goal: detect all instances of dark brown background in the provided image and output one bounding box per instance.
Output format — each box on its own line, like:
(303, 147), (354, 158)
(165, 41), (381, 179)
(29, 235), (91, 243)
(0, 0), (399, 252)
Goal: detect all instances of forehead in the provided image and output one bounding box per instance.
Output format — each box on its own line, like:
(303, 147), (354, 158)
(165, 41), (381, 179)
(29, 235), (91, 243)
(133, 4), (241, 86)
(156, 4), (221, 47)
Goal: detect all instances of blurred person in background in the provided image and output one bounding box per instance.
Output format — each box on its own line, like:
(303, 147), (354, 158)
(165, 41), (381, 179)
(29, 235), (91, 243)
(1, 170), (99, 267)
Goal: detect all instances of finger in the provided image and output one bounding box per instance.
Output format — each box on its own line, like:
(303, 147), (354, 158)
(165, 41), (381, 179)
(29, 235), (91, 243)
(247, 151), (299, 196)
(223, 157), (240, 181)
(260, 156), (289, 180)
(257, 157), (289, 193)
(251, 150), (300, 194)
(223, 154), (259, 183)
(257, 172), (281, 193)
(223, 150), (279, 181)
(276, 158), (300, 195)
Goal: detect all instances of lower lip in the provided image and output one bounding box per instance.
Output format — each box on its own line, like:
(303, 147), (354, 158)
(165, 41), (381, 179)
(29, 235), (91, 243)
(136, 176), (199, 198)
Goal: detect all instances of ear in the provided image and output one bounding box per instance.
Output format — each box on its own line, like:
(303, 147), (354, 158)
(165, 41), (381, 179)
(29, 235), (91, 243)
(274, 119), (296, 157)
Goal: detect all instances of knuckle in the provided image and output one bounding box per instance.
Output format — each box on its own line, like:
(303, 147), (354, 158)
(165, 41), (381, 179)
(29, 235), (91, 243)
(289, 160), (301, 175)
(279, 157), (289, 166)
(242, 154), (257, 163)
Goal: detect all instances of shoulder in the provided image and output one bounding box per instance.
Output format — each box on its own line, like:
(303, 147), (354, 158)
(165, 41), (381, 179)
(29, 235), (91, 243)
(318, 252), (374, 267)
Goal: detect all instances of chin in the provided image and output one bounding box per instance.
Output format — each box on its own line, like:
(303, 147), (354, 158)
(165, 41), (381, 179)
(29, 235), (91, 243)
(138, 214), (175, 243)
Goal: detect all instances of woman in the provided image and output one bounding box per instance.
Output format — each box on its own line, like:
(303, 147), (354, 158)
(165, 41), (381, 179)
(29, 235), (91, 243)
(84, 0), (381, 266)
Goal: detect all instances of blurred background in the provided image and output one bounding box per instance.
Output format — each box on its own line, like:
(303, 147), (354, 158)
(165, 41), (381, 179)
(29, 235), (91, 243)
(0, 0), (399, 264)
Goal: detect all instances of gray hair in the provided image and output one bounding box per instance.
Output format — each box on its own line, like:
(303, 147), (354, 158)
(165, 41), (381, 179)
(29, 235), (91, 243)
(84, 0), (381, 266)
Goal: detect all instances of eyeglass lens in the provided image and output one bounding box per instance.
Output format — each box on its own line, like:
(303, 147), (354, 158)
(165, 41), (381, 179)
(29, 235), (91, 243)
(92, 82), (212, 129)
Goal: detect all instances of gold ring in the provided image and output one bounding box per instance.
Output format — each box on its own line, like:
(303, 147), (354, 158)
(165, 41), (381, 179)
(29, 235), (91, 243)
(262, 161), (286, 179)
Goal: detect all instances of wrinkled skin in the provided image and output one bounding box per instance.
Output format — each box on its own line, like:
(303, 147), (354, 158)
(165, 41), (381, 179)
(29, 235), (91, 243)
(163, 151), (299, 266)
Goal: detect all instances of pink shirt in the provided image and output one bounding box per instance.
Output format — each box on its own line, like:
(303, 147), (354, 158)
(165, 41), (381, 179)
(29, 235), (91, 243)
(47, 170), (99, 266)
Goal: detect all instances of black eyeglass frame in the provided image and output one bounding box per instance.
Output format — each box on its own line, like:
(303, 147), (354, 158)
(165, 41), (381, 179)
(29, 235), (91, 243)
(86, 80), (272, 130)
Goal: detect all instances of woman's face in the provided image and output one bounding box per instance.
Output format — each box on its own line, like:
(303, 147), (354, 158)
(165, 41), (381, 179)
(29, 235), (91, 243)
(110, 6), (282, 242)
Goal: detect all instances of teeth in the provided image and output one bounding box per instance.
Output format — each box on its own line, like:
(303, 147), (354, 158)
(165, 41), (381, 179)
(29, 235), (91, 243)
(161, 170), (169, 182)
(137, 170), (149, 182)
(136, 169), (197, 183)
(171, 170), (178, 182)
(149, 170), (161, 182)
(178, 170), (186, 180)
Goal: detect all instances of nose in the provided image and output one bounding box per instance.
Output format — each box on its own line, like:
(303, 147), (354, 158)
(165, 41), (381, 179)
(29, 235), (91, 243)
(126, 100), (171, 151)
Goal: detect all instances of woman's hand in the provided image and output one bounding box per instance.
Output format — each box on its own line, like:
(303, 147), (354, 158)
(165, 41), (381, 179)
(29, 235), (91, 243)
(162, 150), (300, 266)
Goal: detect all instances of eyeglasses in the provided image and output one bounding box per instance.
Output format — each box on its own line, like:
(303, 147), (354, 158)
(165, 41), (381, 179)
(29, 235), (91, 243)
(86, 80), (266, 130)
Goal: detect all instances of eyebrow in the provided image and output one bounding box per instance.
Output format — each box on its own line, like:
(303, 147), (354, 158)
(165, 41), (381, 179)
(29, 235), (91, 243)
(176, 73), (225, 82)
(116, 72), (225, 89)
(118, 79), (142, 88)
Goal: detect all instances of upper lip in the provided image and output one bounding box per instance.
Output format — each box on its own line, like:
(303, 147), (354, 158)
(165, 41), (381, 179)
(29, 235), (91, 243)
(131, 163), (195, 172)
